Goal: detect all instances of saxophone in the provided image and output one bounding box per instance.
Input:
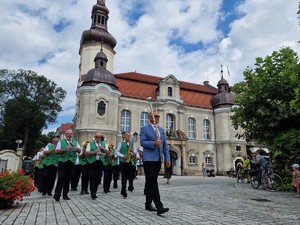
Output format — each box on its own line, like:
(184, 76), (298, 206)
(125, 141), (134, 163)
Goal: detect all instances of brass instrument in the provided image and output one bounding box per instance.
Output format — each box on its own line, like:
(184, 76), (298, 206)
(81, 140), (89, 158)
(108, 144), (115, 164)
(125, 140), (134, 163)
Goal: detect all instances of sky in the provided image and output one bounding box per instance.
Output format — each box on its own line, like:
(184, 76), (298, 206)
(0, 0), (299, 134)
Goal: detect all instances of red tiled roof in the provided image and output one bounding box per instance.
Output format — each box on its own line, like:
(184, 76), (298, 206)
(115, 72), (217, 109)
(56, 123), (73, 133)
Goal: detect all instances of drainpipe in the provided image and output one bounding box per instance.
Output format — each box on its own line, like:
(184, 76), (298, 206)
(213, 109), (219, 175)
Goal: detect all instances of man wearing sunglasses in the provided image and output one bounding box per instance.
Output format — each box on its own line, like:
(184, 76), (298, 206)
(140, 111), (171, 215)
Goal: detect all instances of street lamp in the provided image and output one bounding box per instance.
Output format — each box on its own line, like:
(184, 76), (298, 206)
(133, 131), (138, 142)
(16, 140), (22, 149)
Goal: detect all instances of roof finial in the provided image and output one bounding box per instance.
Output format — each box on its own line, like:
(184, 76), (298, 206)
(100, 37), (104, 52)
(220, 64), (224, 79)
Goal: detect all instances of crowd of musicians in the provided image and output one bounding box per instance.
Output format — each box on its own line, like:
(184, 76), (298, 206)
(33, 130), (141, 201)
(32, 110), (171, 215)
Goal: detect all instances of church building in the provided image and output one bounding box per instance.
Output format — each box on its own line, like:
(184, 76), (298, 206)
(73, 0), (248, 175)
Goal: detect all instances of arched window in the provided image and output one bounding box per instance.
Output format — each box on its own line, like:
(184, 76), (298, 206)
(120, 110), (131, 132)
(166, 114), (175, 131)
(97, 101), (106, 116)
(188, 150), (198, 165)
(167, 87), (173, 97)
(203, 119), (211, 140)
(205, 156), (213, 165)
(189, 155), (197, 165)
(188, 117), (196, 139)
(140, 112), (149, 128)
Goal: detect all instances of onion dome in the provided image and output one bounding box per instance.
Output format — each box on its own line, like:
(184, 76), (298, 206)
(80, 0), (117, 49)
(83, 46), (118, 89)
(211, 67), (235, 108)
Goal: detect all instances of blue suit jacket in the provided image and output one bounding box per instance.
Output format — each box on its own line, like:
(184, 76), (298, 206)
(140, 124), (170, 162)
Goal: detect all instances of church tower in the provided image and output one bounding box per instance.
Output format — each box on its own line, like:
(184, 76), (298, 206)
(79, 0), (117, 78)
(74, 0), (121, 144)
(211, 66), (245, 173)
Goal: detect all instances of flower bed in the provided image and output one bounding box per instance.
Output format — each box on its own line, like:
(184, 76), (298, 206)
(0, 170), (35, 209)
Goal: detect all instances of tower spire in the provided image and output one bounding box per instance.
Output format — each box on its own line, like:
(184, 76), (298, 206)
(220, 64), (224, 79)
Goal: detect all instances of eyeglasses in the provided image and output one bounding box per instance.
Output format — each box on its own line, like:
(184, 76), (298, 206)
(95, 136), (101, 138)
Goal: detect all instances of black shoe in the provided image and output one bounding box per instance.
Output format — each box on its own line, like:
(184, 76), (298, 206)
(121, 192), (127, 198)
(53, 195), (60, 201)
(128, 187), (134, 192)
(63, 196), (70, 200)
(91, 193), (97, 199)
(80, 190), (84, 195)
(48, 193), (52, 196)
(145, 204), (157, 211)
(84, 190), (89, 194)
(42, 193), (46, 196)
(157, 207), (169, 215)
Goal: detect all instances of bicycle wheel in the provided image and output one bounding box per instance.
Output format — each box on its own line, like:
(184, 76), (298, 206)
(262, 173), (283, 191)
(250, 175), (260, 189)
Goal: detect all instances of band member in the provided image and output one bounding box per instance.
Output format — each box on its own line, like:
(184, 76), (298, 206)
(112, 133), (125, 188)
(85, 133), (108, 199)
(32, 147), (45, 192)
(53, 130), (82, 201)
(80, 140), (90, 195)
(140, 111), (171, 215)
(115, 131), (138, 198)
(40, 137), (59, 196)
(128, 149), (141, 192)
(71, 153), (82, 191)
(101, 144), (115, 193)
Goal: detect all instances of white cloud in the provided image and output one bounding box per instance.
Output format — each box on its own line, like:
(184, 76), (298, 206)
(0, 0), (299, 133)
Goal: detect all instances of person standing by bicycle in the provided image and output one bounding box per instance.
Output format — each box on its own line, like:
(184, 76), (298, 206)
(255, 151), (271, 173)
(291, 163), (300, 198)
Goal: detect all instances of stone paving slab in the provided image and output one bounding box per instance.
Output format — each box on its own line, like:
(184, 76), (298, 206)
(0, 176), (299, 225)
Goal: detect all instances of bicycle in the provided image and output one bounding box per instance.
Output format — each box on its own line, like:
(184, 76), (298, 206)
(250, 168), (283, 191)
(236, 168), (247, 183)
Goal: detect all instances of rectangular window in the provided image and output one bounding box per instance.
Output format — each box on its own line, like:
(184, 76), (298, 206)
(120, 110), (131, 132)
(188, 118), (196, 139)
(140, 112), (149, 128)
(189, 156), (197, 165)
(205, 157), (213, 165)
(203, 119), (211, 140)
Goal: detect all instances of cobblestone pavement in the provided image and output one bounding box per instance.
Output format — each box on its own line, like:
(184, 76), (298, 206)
(1, 176), (299, 225)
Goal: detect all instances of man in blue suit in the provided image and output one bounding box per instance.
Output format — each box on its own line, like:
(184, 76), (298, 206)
(140, 111), (171, 215)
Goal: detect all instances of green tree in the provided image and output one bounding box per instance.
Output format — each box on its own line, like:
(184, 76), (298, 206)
(231, 47), (300, 191)
(231, 47), (300, 145)
(0, 69), (66, 156)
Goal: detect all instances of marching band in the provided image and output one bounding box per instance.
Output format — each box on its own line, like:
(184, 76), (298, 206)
(33, 129), (142, 201)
